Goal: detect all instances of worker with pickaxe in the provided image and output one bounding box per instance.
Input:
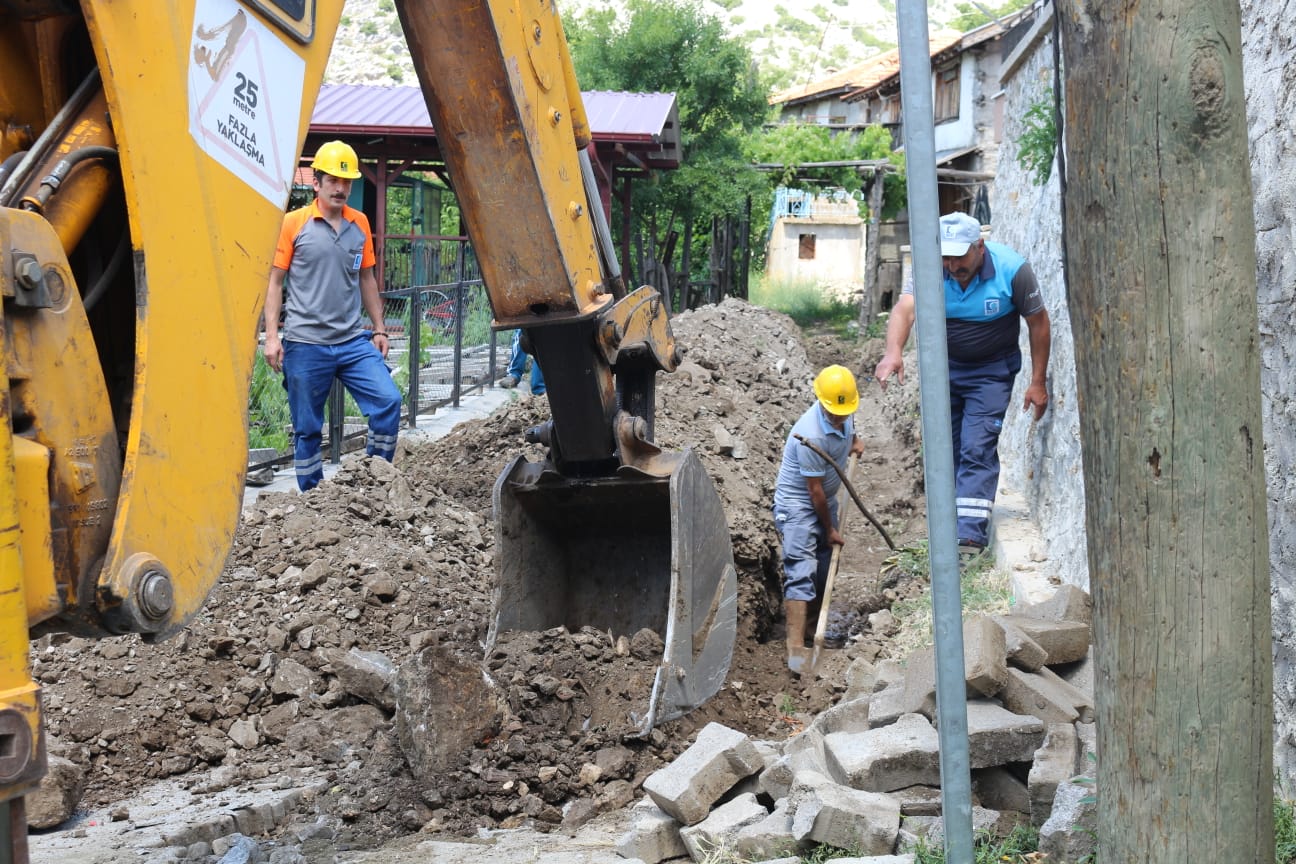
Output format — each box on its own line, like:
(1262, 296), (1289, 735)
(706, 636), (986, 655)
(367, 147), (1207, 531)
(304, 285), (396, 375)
(773, 365), (865, 675)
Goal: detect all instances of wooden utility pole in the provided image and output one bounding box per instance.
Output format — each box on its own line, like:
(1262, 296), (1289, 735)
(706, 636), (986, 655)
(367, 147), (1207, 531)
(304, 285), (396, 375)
(1057, 0), (1273, 860)
(857, 168), (887, 330)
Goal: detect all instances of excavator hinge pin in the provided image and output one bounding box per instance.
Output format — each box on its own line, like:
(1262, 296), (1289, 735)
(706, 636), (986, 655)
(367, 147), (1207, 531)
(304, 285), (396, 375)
(603, 320), (622, 346)
(138, 570), (175, 620)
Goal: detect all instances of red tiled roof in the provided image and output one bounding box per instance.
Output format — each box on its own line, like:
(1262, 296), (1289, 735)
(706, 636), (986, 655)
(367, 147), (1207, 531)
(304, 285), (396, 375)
(770, 30), (965, 107)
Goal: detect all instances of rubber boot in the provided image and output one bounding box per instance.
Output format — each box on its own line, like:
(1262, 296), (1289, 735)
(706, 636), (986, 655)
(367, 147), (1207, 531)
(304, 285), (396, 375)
(784, 599), (810, 675)
(804, 598), (822, 647)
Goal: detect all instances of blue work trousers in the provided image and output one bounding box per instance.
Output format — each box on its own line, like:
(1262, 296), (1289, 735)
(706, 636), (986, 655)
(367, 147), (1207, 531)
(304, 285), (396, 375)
(948, 352), (1021, 547)
(773, 500), (839, 603)
(282, 335), (403, 491)
(507, 329), (546, 394)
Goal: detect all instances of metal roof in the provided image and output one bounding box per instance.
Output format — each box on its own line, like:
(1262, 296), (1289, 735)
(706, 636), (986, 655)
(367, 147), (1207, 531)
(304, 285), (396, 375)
(311, 84), (678, 146)
(582, 91), (678, 145)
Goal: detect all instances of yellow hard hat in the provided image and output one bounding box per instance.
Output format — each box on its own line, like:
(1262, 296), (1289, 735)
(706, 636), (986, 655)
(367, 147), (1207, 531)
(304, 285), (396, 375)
(813, 365), (859, 416)
(310, 140), (362, 180)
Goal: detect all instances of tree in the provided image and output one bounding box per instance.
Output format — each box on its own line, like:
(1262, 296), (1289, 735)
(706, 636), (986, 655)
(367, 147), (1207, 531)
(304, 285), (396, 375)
(946, 0), (1032, 32)
(745, 122), (907, 219)
(565, 0), (771, 291)
(1058, 0), (1272, 860)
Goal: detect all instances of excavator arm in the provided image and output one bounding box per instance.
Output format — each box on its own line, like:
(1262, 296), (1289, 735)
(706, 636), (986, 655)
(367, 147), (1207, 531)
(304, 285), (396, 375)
(0, 0), (734, 857)
(398, 0), (737, 729)
(399, 0), (675, 471)
(0, 0), (340, 841)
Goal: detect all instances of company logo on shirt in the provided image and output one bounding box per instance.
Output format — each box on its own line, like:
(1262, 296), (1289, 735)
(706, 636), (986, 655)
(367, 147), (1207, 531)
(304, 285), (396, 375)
(984, 298), (1000, 316)
(352, 253), (362, 270)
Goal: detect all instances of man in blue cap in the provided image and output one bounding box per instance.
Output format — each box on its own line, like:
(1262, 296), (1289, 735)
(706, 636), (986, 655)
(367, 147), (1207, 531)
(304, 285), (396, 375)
(873, 212), (1051, 558)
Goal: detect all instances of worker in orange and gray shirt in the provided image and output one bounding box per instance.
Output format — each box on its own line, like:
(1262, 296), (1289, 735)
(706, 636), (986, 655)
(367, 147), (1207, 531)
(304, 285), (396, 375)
(262, 140), (402, 491)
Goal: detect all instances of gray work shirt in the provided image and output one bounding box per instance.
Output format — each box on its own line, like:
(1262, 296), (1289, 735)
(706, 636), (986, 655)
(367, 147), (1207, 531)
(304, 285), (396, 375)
(773, 403), (854, 514)
(273, 201), (375, 345)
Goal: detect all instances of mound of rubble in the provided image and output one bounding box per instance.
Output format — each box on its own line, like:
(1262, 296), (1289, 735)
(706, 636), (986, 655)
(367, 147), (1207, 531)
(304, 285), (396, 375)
(32, 298), (937, 857)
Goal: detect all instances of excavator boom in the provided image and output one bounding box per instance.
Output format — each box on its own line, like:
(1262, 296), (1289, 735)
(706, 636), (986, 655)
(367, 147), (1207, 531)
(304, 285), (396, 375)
(398, 0), (737, 726)
(0, 0), (339, 850)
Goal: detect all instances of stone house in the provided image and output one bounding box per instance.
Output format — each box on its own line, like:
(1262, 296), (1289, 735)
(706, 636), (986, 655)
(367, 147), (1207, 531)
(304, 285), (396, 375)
(764, 8), (1046, 313)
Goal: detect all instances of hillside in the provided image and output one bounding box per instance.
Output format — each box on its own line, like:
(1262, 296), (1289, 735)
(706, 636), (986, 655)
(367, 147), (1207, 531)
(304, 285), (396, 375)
(325, 0), (965, 93)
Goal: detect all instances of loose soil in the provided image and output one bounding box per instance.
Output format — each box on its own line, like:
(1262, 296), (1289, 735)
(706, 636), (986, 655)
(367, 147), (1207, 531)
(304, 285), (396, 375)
(31, 298), (928, 850)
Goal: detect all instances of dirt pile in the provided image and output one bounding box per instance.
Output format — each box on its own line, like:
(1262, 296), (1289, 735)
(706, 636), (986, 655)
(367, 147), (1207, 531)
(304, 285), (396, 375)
(31, 298), (927, 849)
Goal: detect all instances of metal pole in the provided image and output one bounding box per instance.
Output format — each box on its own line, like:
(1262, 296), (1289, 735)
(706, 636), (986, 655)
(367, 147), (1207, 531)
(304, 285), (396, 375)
(408, 289), (422, 429)
(451, 242), (466, 408)
(895, 1), (973, 861)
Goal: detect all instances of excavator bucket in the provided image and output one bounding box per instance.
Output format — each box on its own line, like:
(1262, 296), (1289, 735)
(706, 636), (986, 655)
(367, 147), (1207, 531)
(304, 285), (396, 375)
(488, 448), (737, 731)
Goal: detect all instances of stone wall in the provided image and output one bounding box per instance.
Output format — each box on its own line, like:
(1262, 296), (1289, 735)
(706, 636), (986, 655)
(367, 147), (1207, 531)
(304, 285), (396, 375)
(1240, 0), (1296, 794)
(991, 1), (1296, 791)
(988, 29), (1091, 587)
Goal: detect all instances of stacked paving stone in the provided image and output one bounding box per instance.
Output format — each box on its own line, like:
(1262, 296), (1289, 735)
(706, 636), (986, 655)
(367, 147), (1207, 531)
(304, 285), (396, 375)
(617, 585), (1099, 863)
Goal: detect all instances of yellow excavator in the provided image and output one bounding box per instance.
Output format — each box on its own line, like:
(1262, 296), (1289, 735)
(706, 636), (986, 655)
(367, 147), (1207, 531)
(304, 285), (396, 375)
(0, 0), (734, 856)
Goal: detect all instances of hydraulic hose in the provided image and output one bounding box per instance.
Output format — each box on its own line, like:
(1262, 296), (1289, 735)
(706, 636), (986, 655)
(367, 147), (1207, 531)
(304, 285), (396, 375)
(0, 151), (27, 194)
(21, 145), (120, 212)
(0, 67), (101, 207)
(80, 228), (131, 312)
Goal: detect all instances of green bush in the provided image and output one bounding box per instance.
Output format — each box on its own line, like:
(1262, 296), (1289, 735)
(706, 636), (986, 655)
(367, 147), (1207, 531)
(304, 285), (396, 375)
(1278, 795), (1296, 862)
(750, 273), (857, 330)
(1016, 90), (1057, 186)
(248, 353), (290, 451)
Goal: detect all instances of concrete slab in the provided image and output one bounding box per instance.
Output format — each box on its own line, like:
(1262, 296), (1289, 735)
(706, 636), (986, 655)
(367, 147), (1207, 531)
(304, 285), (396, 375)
(989, 488), (1055, 607)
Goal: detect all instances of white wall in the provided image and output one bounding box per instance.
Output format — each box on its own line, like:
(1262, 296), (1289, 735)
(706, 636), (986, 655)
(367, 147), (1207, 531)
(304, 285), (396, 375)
(766, 217), (865, 299)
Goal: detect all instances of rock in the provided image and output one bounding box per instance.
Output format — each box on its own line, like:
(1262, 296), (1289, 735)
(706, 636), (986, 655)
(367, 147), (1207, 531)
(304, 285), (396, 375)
(26, 755), (85, 829)
(271, 658), (321, 699)
(228, 718), (261, 749)
(330, 648), (398, 710)
(394, 644), (502, 786)
(642, 723), (764, 825)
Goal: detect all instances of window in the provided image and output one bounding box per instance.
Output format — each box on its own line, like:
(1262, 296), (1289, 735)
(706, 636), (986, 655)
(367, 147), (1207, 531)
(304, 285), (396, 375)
(799, 234), (816, 259)
(934, 63), (960, 124)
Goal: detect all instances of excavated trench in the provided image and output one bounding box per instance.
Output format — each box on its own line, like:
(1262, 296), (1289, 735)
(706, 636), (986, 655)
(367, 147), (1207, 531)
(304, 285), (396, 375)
(29, 298), (930, 856)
